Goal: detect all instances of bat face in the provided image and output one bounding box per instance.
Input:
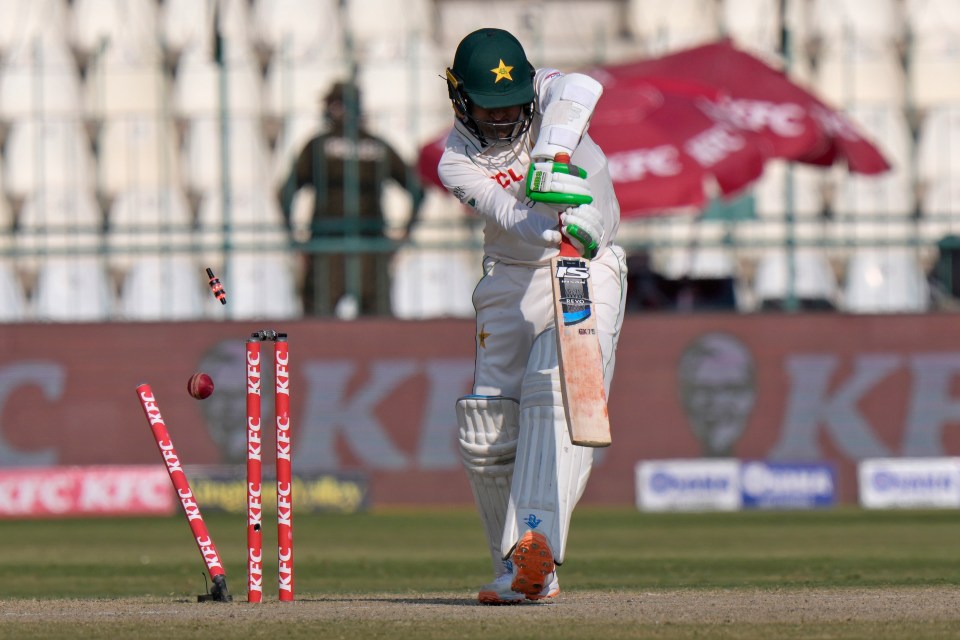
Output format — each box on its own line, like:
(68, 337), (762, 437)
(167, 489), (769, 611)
(551, 253), (611, 447)
(544, 152), (610, 446)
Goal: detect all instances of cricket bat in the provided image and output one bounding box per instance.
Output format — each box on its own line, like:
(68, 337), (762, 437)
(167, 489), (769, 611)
(542, 153), (612, 447)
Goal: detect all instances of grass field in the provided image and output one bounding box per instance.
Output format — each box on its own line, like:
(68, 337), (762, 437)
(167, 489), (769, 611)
(2, 507), (960, 639)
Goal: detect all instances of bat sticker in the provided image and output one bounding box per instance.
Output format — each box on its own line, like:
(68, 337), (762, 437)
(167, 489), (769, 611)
(555, 258), (592, 325)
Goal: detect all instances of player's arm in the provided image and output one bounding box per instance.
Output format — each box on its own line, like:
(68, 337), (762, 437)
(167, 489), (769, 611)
(438, 154), (561, 248)
(529, 69), (604, 162)
(524, 71), (606, 258)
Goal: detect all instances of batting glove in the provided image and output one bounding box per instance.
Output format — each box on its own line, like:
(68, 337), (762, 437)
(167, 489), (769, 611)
(560, 204), (603, 259)
(526, 161), (593, 206)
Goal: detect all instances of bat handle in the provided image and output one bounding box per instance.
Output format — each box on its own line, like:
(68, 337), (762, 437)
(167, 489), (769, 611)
(553, 153), (579, 258)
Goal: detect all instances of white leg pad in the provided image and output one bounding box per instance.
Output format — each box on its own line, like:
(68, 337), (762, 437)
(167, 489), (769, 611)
(457, 395), (519, 577)
(502, 329), (593, 565)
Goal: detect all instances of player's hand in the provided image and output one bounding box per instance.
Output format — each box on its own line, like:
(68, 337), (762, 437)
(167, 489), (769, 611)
(539, 228), (562, 247)
(561, 204), (603, 259)
(526, 161), (593, 205)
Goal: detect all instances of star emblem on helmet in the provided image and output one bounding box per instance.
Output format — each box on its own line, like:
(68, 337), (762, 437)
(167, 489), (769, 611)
(490, 59), (514, 83)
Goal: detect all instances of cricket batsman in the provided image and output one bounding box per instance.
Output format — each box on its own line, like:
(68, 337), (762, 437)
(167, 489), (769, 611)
(438, 28), (627, 604)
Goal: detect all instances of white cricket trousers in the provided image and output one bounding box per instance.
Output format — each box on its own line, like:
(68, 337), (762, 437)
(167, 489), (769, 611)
(471, 245), (627, 400)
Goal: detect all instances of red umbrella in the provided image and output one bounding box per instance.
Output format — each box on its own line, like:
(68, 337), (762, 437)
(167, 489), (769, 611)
(417, 39), (890, 218)
(592, 39), (890, 175)
(584, 76), (768, 214)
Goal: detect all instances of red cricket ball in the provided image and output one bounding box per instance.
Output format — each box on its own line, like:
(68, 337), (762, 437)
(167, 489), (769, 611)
(187, 372), (215, 400)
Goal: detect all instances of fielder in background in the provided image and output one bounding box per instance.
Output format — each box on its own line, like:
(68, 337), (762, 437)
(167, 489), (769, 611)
(439, 28), (627, 604)
(278, 81), (425, 318)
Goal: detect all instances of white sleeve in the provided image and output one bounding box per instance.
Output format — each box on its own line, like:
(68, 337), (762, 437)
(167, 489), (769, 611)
(438, 151), (559, 248)
(530, 69), (604, 161)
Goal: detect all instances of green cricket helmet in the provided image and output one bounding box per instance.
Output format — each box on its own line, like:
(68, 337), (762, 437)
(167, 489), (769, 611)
(446, 28), (535, 146)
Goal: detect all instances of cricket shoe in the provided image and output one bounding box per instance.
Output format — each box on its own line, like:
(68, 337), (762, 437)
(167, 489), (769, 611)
(526, 571), (559, 601)
(511, 531), (556, 598)
(477, 560), (560, 605)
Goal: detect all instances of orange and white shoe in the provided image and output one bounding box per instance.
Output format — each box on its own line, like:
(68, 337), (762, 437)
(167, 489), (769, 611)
(477, 559), (560, 605)
(511, 531), (556, 598)
(527, 571), (559, 601)
(478, 567), (526, 605)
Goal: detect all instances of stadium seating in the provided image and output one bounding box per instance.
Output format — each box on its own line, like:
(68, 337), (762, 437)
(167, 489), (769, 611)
(391, 248), (478, 319)
(341, 0), (433, 60)
(916, 106), (960, 242)
(161, 0), (255, 65)
(0, 32), (83, 122)
(252, 0), (342, 62)
(0, 180), (27, 321)
(905, 0), (960, 110)
(356, 39), (450, 159)
(814, 46), (906, 108)
(753, 248), (841, 311)
(117, 256), (205, 321)
(96, 115), (182, 200)
(843, 248), (931, 313)
(105, 186), (194, 274)
(0, 262), (27, 322)
(180, 116), (272, 198)
(920, 181), (960, 241)
(0, 0), (956, 320)
(753, 162), (828, 217)
(84, 58), (170, 123)
(69, 0), (161, 69)
(808, 0), (907, 108)
(32, 256), (114, 321)
(171, 51), (263, 121)
(0, 169), (12, 231)
(661, 245), (738, 281)
(720, 0), (782, 60)
(0, 0), (70, 62)
(3, 119), (96, 201)
(628, 0), (722, 56)
(809, 0), (905, 53)
(917, 106), (960, 184)
(14, 187), (113, 322)
(14, 188), (104, 274)
(195, 187), (300, 319)
(735, 162), (831, 268)
(196, 187), (288, 259)
(262, 56), (344, 120)
(217, 252), (302, 320)
(829, 105), (917, 247)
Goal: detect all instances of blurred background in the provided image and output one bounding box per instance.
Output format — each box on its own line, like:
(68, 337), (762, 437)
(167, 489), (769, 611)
(1, 0), (957, 322)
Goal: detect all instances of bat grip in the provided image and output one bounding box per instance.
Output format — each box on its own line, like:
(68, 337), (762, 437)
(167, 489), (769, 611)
(554, 153), (579, 257)
(558, 236), (579, 257)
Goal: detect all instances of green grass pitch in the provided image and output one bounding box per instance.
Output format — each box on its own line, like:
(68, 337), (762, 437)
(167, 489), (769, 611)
(2, 507), (959, 639)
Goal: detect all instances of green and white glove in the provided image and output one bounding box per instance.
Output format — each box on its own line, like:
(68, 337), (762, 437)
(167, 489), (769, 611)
(561, 204), (603, 260)
(526, 161), (593, 207)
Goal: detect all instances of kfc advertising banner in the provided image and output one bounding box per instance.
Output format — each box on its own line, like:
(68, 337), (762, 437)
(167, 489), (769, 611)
(0, 466), (173, 517)
(1, 314), (959, 506)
